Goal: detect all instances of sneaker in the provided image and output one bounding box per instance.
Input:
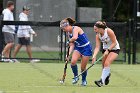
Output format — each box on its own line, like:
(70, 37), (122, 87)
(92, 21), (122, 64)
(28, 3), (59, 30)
(3, 59), (14, 63)
(30, 59), (40, 63)
(94, 79), (103, 87)
(12, 59), (20, 63)
(72, 77), (79, 84)
(105, 73), (111, 85)
(0, 55), (13, 62)
(0, 58), (4, 62)
(0, 55), (4, 62)
(9, 59), (14, 63)
(81, 80), (87, 86)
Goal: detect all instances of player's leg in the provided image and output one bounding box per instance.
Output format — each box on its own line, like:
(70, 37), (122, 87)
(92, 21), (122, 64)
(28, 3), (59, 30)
(81, 56), (90, 86)
(95, 55), (108, 87)
(22, 37), (32, 60)
(2, 43), (14, 58)
(12, 37), (26, 62)
(26, 45), (32, 60)
(101, 52), (118, 86)
(101, 50), (108, 68)
(104, 52), (118, 67)
(2, 32), (14, 61)
(13, 44), (22, 58)
(25, 38), (40, 63)
(5, 49), (10, 58)
(102, 55), (108, 69)
(94, 55), (108, 87)
(71, 50), (81, 84)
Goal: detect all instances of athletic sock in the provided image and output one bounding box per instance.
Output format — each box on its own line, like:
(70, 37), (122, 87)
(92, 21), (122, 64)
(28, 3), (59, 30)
(101, 67), (110, 84)
(82, 70), (87, 81)
(71, 64), (78, 77)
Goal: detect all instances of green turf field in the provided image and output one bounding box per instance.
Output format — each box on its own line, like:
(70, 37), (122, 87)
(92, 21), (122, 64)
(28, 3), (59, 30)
(0, 63), (139, 93)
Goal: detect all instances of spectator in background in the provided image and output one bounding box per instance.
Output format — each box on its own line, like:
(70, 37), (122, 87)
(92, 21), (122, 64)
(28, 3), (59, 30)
(12, 6), (40, 63)
(2, 1), (15, 62)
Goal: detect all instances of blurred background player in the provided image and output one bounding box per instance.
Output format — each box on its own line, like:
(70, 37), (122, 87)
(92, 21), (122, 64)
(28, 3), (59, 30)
(12, 6), (40, 63)
(2, 1), (15, 62)
(92, 21), (120, 87)
(60, 18), (92, 86)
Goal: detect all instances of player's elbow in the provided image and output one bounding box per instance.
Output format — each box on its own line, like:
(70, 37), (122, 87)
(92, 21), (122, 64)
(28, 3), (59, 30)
(69, 43), (74, 46)
(72, 37), (77, 41)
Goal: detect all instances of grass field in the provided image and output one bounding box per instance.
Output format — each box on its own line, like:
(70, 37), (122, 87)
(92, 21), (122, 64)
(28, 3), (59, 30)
(0, 62), (139, 93)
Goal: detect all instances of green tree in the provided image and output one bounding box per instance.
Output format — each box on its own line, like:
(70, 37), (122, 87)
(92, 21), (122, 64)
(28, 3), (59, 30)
(76, 0), (133, 21)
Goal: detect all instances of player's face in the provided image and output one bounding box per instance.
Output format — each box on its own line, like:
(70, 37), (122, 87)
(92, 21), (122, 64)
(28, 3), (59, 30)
(25, 10), (30, 15)
(94, 26), (99, 33)
(10, 5), (14, 11)
(62, 26), (70, 32)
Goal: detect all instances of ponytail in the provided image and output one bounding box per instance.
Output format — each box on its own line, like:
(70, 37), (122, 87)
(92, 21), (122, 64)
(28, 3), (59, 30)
(66, 17), (76, 25)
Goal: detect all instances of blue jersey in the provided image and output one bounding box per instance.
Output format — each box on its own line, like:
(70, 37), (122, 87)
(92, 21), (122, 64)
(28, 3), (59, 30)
(69, 26), (90, 47)
(69, 26), (92, 56)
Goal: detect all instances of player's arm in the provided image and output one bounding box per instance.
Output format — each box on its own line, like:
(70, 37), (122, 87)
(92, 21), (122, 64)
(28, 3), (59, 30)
(92, 34), (101, 63)
(67, 33), (74, 56)
(68, 42), (74, 56)
(107, 28), (117, 50)
(66, 33), (75, 61)
(65, 43), (74, 61)
(69, 27), (79, 43)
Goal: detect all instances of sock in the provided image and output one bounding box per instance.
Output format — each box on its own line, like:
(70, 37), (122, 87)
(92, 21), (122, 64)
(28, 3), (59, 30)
(82, 70), (87, 81)
(71, 64), (78, 77)
(101, 67), (110, 84)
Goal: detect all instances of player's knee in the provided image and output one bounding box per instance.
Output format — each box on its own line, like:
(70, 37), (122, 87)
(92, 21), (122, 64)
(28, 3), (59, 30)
(81, 66), (86, 71)
(104, 61), (110, 67)
(81, 68), (85, 72)
(71, 62), (76, 66)
(12, 43), (14, 46)
(71, 59), (77, 66)
(9, 42), (14, 46)
(7, 42), (14, 48)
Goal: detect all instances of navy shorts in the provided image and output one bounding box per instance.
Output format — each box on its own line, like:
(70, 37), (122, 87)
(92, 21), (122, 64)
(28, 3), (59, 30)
(18, 37), (30, 45)
(74, 44), (92, 56)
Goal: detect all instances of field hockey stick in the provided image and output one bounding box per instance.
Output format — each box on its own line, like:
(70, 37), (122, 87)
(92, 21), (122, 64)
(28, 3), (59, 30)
(72, 56), (103, 79)
(60, 46), (70, 84)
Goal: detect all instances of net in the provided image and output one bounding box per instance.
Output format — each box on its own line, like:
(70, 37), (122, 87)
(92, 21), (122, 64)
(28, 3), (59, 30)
(0, 21), (127, 63)
(0, 21), (63, 62)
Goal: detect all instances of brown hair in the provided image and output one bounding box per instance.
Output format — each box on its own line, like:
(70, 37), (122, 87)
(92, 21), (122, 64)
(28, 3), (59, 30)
(65, 17), (76, 25)
(94, 21), (107, 29)
(7, 1), (14, 7)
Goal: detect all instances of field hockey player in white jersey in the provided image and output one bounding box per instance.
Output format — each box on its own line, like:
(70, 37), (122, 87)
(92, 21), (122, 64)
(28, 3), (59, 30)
(92, 21), (120, 87)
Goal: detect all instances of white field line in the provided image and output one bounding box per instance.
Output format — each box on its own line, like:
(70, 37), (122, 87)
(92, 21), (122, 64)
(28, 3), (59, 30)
(23, 85), (140, 88)
(4, 90), (29, 93)
(113, 69), (140, 71)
